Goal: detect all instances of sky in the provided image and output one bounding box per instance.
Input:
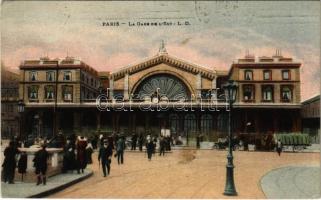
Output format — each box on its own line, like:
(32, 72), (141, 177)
(1, 1), (320, 101)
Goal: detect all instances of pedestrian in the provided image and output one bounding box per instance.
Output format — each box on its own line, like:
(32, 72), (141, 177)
(99, 134), (104, 148)
(138, 133), (144, 151)
(165, 135), (171, 151)
(116, 136), (125, 164)
(159, 136), (165, 156)
(62, 138), (76, 173)
(152, 136), (157, 154)
(92, 134), (98, 150)
(146, 138), (154, 161)
(2, 141), (20, 184)
(18, 152), (27, 181)
(76, 136), (88, 173)
(276, 139), (283, 156)
(56, 130), (65, 148)
(98, 140), (113, 177)
(33, 143), (49, 185)
(131, 133), (137, 150)
(196, 134), (200, 149)
(86, 142), (94, 164)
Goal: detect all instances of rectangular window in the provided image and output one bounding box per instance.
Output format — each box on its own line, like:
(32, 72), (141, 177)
(282, 70), (290, 80)
(44, 85), (55, 99)
(28, 85), (39, 99)
(46, 71), (55, 81)
(281, 85), (292, 102)
(29, 71), (37, 81)
(62, 85), (73, 101)
(262, 85), (274, 102)
(263, 70), (272, 80)
(243, 85), (255, 101)
(63, 71), (72, 81)
(244, 70), (253, 80)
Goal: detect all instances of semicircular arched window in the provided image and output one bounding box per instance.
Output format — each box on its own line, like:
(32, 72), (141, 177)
(133, 74), (190, 101)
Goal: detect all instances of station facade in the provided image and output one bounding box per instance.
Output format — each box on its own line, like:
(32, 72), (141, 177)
(18, 47), (302, 144)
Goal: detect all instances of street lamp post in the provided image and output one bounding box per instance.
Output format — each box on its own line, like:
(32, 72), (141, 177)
(53, 60), (59, 137)
(17, 100), (25, 139)
(223, 80), (238, 196)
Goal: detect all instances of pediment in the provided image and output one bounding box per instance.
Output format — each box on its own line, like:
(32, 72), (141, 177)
(111, 54), (217, 80)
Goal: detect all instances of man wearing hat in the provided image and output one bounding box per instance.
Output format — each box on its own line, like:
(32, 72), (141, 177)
(98, 139), (113, 177)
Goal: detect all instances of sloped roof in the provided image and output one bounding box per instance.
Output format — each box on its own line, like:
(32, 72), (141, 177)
(111, 53), (225, 80)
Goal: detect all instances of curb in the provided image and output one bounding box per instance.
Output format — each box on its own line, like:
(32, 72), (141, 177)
(28, 170), (93, 198)
(259, 165), (320, 199)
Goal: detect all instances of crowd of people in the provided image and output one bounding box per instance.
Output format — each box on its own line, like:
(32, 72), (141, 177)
(2, 131), (187, 185)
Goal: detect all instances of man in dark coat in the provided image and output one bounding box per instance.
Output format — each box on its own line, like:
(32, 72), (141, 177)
(159, 136), (166, 156)
(116, 137), (125, 165)
(76, 136), (88, 174)
(86, 142), (93, 164)
(34, 144), (49, 185)
(138, 133), (144, 151)
(146, 138), (154, 161)
(131, 133), (137, 150)
(2, 141), (19, 184)
(98, 140), (113, 177)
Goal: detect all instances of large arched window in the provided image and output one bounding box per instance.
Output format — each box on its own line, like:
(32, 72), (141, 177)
(134, 74), (190, 101)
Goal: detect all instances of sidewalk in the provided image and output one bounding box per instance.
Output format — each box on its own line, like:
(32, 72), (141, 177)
(260, 166), (320, 199)
(1, 169), (93, 198)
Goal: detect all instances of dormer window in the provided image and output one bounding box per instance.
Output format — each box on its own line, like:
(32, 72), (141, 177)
(263, 70), (272, 80)
(63, 71), (72, 81)
(282, 70), (290, 80)
(30, 71), (37, 81)
(244, 70), (253, 80)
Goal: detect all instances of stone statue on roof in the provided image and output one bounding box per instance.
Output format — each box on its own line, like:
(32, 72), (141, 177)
(158, 40), (167, 54)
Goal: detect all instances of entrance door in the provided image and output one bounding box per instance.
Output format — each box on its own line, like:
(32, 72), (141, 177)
(169, 114), (179, 137)
(184, 114), (196, 145)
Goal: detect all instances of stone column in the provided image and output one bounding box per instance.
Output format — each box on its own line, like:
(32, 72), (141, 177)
(124, 73), (129, 100)
(196, 73), (202, 99)
(109, 77), (114, 99)
(211, 76), (217, 100)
